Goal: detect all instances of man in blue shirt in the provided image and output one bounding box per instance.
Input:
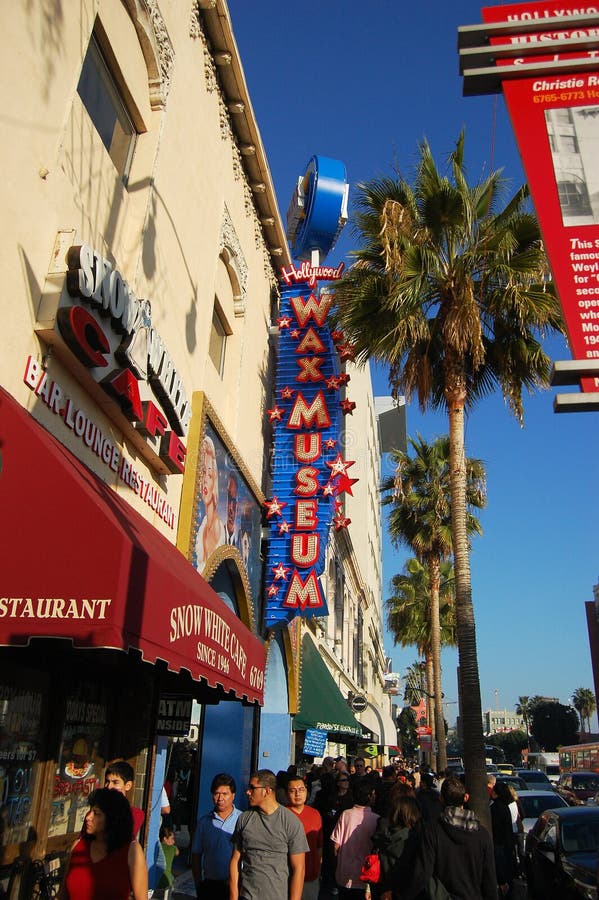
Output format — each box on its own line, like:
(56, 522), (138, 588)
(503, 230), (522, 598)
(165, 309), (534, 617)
(191, 773), (241, 899)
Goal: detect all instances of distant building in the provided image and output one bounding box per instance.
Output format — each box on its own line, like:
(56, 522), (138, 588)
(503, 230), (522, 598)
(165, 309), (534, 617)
(483, 709), (525, 735)
(585, 579), (599, 711)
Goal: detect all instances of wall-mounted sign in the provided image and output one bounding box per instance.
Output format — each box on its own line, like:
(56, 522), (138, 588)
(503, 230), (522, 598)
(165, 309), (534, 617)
(286, 156), (349, 262)
(303, 728), (328, 757)
(38, 240), (190, 474)
(22, 356), (176, 527)
(481, 1), (599, 389)
(349, 693), (368, 713)
(156, 695), (193, 736)
(263, 265), (359, 626)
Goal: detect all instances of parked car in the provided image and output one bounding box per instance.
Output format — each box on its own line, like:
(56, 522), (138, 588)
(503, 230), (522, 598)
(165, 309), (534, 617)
(515, 769), (554, 791)
(557, 772), (599, 805)
(497, 763), (515, 775)
(495, 774), (530, 792)
(524, 806), (599, 898)
(517, 789), (569, 834)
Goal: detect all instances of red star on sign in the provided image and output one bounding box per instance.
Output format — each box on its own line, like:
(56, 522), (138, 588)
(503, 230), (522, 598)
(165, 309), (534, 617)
(267, 584), (279, 597)
(333, 514), (351, 531)
(264, 496), (288, 518)
(276, 315), (292, 328)
(337, 343), (356, 361)
(340, 399), (356, 415)
(322, 481), (336, 497)
(272, 562), (291, 581)
(289, 329), (301, 339)
(337, 372), (351, 385)
(278, 520), (291, 534)
(326, 453), (355, 478)
(331, 330), (344, 343)
(280, 386), (295, 399)
(325, 376), (341, 390)
(267, 406), (284, 422)
(323, 438), (337, 450)
(335, 474), (359, 496)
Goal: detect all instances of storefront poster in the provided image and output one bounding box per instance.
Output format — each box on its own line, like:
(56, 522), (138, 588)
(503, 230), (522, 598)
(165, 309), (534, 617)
(0, 682), (45, 848)
(481, 1), (599, 389)
(48, 682), (108, 838)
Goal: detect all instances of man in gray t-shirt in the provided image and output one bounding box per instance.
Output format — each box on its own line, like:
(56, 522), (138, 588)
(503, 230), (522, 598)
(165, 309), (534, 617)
(230, 769), (309, 900)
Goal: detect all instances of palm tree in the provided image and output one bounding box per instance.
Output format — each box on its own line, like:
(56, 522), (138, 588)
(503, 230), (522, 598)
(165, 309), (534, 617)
(515, 695), (533, 751)
(403, 658), (430, 707)
(382, 434), (485, 773)
(333, 132), (564, 823)
(388, 557), (456, 768)
(572, 687), (597, 735)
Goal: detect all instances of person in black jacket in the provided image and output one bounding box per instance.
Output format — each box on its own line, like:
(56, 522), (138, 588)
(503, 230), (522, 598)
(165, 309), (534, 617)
(414, 772), (441, 825)
(372, 791), (424, 900)
(402, 776), (497, 900)
(490, 780), (516, 896)
(314, 771), (354, 895)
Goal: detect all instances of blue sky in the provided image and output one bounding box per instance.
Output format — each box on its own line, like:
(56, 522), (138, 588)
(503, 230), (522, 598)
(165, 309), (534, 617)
(227, 0), (599, 726)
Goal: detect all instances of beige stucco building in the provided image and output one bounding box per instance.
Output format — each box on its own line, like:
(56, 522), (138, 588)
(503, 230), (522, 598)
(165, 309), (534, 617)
(304, 361), (399, 764)
(0, 0), (395, 890)
(0, 0), (290, 886)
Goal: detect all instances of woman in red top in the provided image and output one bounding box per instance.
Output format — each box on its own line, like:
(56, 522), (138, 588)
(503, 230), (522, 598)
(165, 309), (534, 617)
(63, 788), (148, 899)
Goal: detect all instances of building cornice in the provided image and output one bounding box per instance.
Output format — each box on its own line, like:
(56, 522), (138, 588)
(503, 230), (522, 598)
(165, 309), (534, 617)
(192, 1), (291, 272)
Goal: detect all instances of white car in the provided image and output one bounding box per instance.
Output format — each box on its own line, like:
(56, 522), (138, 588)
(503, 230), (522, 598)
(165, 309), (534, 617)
(517, 789), (569, 834)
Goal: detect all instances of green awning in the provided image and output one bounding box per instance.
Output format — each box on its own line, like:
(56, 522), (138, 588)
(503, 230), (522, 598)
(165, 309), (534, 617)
(293, 635), (362, 737)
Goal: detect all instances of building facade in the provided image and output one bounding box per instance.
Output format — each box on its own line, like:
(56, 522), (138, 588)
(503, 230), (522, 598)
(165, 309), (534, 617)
(483, 709), (525, 736)
(0, 2), (395, 893)
(0, 0), (289, 890)
(291, 362), (399, 765)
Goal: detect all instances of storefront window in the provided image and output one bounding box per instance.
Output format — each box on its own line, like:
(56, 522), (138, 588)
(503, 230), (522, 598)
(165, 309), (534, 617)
(0, 679), (46, 848)
(48, 681), (109, 838)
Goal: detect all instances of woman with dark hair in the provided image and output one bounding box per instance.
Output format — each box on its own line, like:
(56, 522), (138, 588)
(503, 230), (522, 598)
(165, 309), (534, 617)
(491, 779), (516, 897)
(372, 792), (425, 900)
(63, 788), (148, 899)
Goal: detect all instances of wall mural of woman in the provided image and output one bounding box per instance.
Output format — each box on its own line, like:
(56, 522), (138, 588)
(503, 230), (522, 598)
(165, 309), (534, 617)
(194, 435), (226, 568)
(191, 421), (262, 604)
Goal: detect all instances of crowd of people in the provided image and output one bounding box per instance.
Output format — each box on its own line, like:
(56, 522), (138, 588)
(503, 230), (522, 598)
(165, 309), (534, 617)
(57, 755), (524, 899)
(189, 757), (523, 900)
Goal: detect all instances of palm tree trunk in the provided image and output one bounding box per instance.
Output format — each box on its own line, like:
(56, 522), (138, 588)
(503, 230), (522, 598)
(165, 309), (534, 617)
(428, 556), (447, 773)
(425, 653), (435, 769)
(446, 369), (490, 830)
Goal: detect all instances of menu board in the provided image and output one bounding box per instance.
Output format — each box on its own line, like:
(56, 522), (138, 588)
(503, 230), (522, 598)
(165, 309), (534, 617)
(48, 681), (109, 837)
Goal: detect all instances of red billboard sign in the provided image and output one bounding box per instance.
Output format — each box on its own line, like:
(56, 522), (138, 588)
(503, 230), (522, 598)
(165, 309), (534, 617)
(482, 1), (599, 388)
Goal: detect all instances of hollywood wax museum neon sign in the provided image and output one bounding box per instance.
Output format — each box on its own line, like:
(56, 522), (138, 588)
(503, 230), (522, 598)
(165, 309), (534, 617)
(263, 156), (358, 626)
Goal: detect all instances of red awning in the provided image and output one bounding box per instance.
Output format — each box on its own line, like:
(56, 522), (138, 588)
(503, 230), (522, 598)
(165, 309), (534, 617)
(0, 387), (265, 704)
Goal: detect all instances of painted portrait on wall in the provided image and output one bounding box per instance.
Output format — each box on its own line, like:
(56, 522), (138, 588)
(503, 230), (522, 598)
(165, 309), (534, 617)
(191, 420), (262, 600)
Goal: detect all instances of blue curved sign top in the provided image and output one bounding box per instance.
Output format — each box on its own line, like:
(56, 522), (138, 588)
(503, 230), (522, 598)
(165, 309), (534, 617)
(286, 156), (349, 263)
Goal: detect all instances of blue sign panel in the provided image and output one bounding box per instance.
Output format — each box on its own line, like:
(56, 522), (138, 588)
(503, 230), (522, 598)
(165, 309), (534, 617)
(264, 268), (357, 627)
(303, 728), (328, 758)
(286, 156), (349, 262)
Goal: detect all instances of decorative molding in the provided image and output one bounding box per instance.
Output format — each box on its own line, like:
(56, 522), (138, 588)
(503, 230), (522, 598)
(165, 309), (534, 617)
(201, 544), (256, 633)
(220, 206), (248, 317)
(190, 2), (218, 94)
(190, 2), (280, 291)
(145, 0), (175, 107)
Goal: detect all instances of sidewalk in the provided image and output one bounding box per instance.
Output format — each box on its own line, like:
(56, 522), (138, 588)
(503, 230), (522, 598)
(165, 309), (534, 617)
(172, 868), (197, 899)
